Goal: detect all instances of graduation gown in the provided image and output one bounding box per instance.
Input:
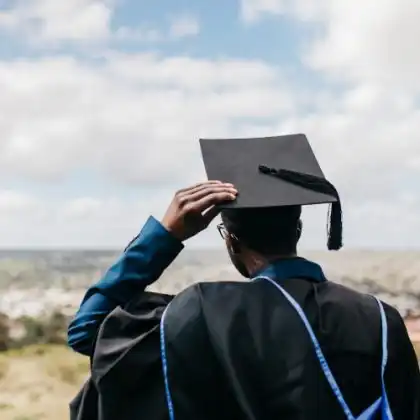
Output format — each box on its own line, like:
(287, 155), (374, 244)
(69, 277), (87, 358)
(70, 276), (420, 420)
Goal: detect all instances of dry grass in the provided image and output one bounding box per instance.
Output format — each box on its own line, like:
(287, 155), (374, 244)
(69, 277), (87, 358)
(413, 341), (420, 358)
(0, 345), (88, 420)
(0, 342), (418, 420)
(0, 358), (9, 380)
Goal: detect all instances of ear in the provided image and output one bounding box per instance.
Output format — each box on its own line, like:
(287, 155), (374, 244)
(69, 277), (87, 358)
(227, 234), (241, 254)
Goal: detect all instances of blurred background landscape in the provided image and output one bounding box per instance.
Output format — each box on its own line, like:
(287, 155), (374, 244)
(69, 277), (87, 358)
(1, 0), (420, 418)
(0, 249), (419, 420)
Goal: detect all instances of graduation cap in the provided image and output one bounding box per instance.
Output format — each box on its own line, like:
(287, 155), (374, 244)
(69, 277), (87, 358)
(199, 134), (342, 250)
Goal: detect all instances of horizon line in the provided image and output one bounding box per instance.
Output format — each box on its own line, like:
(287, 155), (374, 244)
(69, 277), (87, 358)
(0, 247), (418, 252)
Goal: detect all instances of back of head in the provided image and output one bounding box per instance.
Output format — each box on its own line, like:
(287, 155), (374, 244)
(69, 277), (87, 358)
(221, 205), (302, 256)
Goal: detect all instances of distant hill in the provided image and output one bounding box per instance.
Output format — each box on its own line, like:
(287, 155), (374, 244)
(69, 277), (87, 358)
(0, 249), (419, 317)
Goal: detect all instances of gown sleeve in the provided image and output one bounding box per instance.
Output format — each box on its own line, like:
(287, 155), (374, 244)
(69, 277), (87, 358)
(67, 216), (184, 356)
(384, 303), (420, 419)
(71, 290), (174, 420)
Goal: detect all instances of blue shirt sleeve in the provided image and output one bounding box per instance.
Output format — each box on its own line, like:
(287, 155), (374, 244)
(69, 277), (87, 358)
(67, 216), (184, 356)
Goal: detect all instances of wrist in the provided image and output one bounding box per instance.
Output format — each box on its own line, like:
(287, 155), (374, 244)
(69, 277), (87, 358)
(160, 217), (184, 242)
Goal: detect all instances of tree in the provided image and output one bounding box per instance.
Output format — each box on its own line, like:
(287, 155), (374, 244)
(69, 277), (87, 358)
(0, 313), (10, 351)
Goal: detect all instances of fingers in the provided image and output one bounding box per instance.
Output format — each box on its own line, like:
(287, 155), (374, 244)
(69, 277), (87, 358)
(184, 184), (237, 203)
(184, 189), (237, 214)
(176, 181), (223, 194)
(164, 181), (237, 240)
(174, 181), (237, 220)
(176, 182), (236, 207)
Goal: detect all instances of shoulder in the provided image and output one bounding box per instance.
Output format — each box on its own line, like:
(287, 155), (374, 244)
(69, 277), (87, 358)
(323, 281), (404, 322)
(380, 300), (413, 358)
(322, 281), (411, 350)
(319, 280), (387, 315)
(168, 281), (251, 312)
(163, 281), (252, 334)
(173, 280), (253, 299)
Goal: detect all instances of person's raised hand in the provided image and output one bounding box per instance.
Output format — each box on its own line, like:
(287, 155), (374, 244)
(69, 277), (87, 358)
(161, 181), (237, 242)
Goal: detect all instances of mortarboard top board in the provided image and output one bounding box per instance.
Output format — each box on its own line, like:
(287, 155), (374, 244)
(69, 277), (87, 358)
(199, 134), (337, 209)
(199, 134), (343, 250)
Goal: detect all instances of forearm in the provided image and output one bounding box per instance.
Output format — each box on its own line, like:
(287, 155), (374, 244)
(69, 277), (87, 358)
(67, 216), (184, 356)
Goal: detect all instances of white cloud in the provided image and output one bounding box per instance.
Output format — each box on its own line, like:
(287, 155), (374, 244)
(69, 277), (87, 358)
(113, 15), (200, 44)
(169, 14), (200, 39)
(114, 26), (162, 43)
(236, 0), (420, 195)
(0, 189), (175, 248)
(0, 190), (43, 220)
(0, 0), (113, 43)
(241, 0), (420, 92)
(0, 48), (419, 247)
(0, 54), (295, 186)
(301, 1), (420, 92)
(60, 197), (104, 221)
(236, 0), (420, 249)
(0, 1), (201, 45)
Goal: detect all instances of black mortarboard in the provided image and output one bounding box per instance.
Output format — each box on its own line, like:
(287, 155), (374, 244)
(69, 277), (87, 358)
(199, 134), (343, 250)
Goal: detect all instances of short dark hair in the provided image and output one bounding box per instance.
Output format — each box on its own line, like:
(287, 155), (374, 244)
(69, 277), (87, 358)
(221, 205), (302, 255)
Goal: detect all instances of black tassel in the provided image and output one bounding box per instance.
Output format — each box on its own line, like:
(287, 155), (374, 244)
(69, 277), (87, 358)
(258, 165), (343, 250)
(328, 201), (342, 251)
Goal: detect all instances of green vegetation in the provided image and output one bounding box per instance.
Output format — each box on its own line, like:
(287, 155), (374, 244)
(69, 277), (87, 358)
(0, 313), (10, 351)
(0, 311), (69, 352)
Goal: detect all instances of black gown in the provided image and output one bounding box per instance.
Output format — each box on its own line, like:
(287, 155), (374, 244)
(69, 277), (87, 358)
(70, 277), (420, 420)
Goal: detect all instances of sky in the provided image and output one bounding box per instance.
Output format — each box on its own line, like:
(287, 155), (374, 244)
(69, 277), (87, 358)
(0, 0), (419, 250)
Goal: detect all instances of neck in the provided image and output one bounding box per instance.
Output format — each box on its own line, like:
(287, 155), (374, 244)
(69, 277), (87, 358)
(242, 250), (298, 277)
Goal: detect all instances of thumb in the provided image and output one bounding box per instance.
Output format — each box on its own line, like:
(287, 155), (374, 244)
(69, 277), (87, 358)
(201, 206), (221, 227)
